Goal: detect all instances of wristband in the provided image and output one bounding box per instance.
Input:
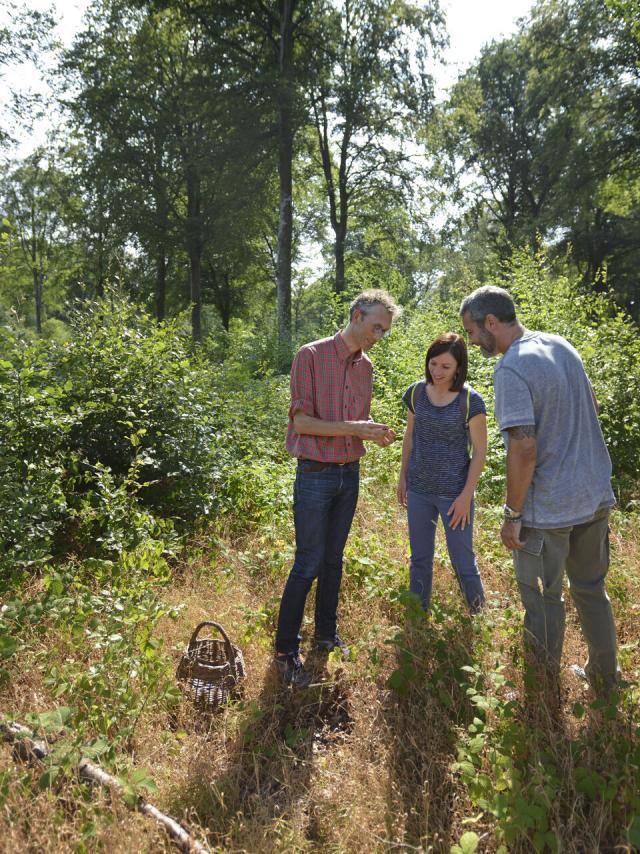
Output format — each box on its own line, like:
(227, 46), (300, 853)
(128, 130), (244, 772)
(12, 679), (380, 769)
(503, 503), (523, 522)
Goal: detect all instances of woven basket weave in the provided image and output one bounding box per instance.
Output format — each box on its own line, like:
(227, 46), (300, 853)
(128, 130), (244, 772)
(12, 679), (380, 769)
(176, 621), (246, 708)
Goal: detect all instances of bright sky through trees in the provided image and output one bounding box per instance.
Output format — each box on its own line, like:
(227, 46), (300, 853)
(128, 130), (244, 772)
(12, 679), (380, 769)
(439, 0), (534, 91)
(4, 0), (535, 154)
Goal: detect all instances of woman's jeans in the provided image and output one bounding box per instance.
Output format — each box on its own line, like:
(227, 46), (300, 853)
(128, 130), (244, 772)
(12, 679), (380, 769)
(275, 460), (359, 654)
(406, 489), (485, 612)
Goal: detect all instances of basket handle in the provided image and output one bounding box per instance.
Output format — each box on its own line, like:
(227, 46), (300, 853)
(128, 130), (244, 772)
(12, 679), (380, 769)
(187, 621), (235, 662)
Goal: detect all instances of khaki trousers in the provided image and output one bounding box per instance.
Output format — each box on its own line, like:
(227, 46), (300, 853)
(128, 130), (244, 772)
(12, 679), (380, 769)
(513, 506), (619, 691)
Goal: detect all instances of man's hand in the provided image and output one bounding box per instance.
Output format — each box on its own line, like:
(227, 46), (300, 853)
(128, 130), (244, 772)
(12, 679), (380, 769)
(353, 421), (395, 446)
(500, 519), (526, 550)
(447, 493), (472, 530)
(373, 427), (396, 447)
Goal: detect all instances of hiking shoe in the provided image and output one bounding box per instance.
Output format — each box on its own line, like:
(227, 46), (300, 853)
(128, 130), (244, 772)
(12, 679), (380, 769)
(314, 633), (350, 658)
(569, 664), (588, 682)
(273, 652), (312, 688)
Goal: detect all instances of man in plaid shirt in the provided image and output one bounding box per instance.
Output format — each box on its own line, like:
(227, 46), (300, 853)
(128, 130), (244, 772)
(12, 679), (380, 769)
(274, 289), (401, 686)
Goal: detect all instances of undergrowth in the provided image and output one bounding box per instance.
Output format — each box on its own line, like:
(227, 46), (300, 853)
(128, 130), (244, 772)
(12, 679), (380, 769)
(1, 255), (639, 851)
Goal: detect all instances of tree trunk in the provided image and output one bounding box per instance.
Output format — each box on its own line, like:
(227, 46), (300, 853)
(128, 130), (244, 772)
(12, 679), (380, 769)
(312, 90), (349, 295)
(276, 0), (295, 370)
(155, 250), (167, 322)
(221, 272), (231, 331)
(154, 186), (170, 323)
(335, 153), (349, 295)
(210, 266), (231, 331)
(190, 247), (202, 343)
(29, 204), (42, 333)
(186, 166), (202, 342)
(334, 223), (346, 295)
(95, 232), (105, 299)
(32, 267), (43, 334)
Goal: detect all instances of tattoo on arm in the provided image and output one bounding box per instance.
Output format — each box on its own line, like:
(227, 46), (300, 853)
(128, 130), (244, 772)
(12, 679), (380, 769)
(507, 425), (536, 440)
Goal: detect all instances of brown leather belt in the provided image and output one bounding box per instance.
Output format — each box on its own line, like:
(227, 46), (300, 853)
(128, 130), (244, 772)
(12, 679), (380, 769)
(298, 459), (358, 472)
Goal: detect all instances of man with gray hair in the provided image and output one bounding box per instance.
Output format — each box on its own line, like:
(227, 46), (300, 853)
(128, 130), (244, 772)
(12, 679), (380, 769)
(274, 289), (400, 686)
(460, 285), (619, 695)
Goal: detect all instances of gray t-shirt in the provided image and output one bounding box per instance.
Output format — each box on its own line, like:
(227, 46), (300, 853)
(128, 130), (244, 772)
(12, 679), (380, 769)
(494, 331), (615, 528)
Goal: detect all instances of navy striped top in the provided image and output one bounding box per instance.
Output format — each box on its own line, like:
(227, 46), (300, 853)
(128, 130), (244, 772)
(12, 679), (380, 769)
(402, 381), (486, 498)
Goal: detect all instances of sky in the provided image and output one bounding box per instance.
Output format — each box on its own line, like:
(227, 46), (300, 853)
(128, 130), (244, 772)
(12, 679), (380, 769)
(3, 0), (535, 155)
(438, 0), (534, 91)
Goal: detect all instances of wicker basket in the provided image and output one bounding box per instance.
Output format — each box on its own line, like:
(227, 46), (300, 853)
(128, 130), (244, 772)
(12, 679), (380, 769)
(176, 621), (246, 709)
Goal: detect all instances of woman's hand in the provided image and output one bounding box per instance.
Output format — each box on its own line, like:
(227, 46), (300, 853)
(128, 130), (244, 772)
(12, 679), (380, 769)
(447, 492), (472, 530)
(397, 474), (408, 507)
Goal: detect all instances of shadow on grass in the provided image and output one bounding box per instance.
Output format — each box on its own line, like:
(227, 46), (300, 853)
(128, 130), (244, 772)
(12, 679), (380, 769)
(165, 651), (354, 851)
(382, 593), (485, 852)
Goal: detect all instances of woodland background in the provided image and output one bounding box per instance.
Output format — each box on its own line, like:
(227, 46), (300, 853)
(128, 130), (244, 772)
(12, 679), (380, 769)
(1, 1), (639, 852)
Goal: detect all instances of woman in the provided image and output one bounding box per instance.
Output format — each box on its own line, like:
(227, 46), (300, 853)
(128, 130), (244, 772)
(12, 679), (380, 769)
(397, 333), (487, 612)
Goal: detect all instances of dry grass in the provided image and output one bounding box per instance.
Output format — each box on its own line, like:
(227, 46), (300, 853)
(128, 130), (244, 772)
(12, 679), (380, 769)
(1, 494), (639, 854)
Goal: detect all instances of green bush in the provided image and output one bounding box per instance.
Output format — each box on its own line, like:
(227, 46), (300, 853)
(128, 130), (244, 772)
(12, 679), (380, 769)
(365, 252), (640, 503)
(504, 253), (640, 497)
(0, 294), (295, 576)
(0, 336), (71, 577)
(58, 299), (223, 520)
(1, 261), (637, 581)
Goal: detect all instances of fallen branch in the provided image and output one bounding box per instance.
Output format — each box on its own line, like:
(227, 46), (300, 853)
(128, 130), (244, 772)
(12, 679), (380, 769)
(0, 715), (210, 854)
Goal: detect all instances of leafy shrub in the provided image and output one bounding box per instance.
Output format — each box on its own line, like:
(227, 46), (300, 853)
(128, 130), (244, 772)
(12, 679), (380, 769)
(0, 293), (295, 575)
(505, 253), (640, 496)
(0, 335), (71, 577)
(366, 252), (640, 503)
(59, 298), (222, 520)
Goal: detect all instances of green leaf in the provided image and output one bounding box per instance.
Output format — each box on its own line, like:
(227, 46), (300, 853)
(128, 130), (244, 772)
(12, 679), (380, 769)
(452, 760), (476, 776)
(125, 767), (158, 798)
(83, 737), (111, 760)
(450, 831), (479, 854)
(0, 636), (18, 660)
(575, 767), (604, 799)
(386, 669), (408, 694)
(31, 706), (73, 733)
(39, 765), (62, 789)
(628, 815), (640, 848)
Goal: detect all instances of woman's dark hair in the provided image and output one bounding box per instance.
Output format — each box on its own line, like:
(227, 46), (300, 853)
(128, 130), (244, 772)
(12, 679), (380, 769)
(425, 333), (467, 391)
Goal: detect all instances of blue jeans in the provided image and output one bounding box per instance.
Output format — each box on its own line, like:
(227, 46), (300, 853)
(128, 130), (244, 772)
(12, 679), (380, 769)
(275, 460), (360, 654)
(406, 489), (485, 612)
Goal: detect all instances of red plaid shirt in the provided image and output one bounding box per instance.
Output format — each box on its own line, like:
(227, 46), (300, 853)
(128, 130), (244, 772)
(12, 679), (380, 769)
(286, 332), (373, 462)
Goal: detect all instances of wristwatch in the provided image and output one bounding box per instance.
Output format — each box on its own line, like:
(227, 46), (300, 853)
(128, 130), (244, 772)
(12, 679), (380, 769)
(503, 503), (523, 522)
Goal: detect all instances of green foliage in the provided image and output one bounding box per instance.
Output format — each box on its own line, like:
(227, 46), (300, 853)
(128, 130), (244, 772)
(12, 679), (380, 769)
(438, 0), (640, 318)
(0, 336), (71, 574)
(385, 588), (640, 854)
(1, 532), (182, 780)
(450, 831), (480, 854)
(367, 251), (640, 502)
(0, 292), (297, 579)
(503, 252), (640, 493)
(60, 297), (223, 519)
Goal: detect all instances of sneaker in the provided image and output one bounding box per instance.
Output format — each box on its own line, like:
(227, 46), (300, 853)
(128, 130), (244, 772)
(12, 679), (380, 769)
(314, 633), (350, 658)
(569, 664), (588, 682)
(273, 652), (312, 688)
